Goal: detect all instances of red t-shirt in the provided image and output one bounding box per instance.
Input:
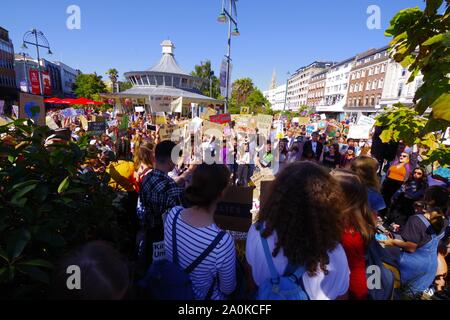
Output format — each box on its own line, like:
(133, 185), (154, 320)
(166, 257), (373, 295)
(341, 229), (368, 300)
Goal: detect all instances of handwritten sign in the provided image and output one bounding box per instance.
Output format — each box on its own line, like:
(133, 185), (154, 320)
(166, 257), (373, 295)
(347, 125), (371, 139)
(202, 120), (224, 140)
(155, 112), (167, 125)
(88, 121), (106, 134)
(200, 107), (217, 121)
(256, 114), (273, 138)
(357, 115), (376, 127)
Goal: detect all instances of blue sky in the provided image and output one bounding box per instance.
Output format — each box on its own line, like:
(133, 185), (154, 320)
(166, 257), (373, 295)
(1, 0), (425, 90)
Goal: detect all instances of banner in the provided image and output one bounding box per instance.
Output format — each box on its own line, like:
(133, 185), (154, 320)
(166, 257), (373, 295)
(42, 71), (52, 96)
(210, 113), (231, 124)
(347, 125), (372, 139)
(29, 70), (41, 95)
(19, 93), (45, 125)
(256, 114), (273, 138)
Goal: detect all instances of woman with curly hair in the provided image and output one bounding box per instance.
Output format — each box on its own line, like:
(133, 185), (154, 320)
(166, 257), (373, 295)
(245, 162), (350, 300)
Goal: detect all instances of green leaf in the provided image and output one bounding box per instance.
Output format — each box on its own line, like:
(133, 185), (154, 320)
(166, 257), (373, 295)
(431, 93), (450, 122)
(6, 228), (31, 260)
(8, 155), (15, 163)
(17, 266), (50, 284)
(11, 197), (27, 208)
(17, 259), (54, 269)
(11, 180), (40, 191)
(380, 129), (393, 143)
(422, 33), (445, 46)
(0, 247), (9, 263)
(58, 177), (70, 194)
(11, 184), (37, 203)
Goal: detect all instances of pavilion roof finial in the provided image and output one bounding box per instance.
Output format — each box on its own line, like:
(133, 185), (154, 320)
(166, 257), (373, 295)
(161, 39), (175, 55)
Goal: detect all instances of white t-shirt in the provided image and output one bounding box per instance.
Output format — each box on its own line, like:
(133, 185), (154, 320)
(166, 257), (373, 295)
(246, 224), (350, 300)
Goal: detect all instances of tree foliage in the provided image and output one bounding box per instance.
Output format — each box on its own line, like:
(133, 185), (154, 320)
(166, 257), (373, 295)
(385, 0), (450, 132)
(73, 73), (108, 100)
(191, 60), (221, 99)
(228, 78), (271, 114)
(0, 120), (132, 298)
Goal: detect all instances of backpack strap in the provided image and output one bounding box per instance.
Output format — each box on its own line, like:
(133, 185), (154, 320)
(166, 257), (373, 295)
(284, 262), (309, 299)
(172, 207), (184, 265)
(184, 231), (227, 274)
(259, 230), (280, 284)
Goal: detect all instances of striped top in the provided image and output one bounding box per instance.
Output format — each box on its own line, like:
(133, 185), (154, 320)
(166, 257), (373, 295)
(164, 207), (237, 300)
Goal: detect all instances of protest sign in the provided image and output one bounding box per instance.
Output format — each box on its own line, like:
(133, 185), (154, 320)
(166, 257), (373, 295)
(215, 186), (253, 232)
(250, 168), (275, 191)
(107, 120), (118, 127)
(326, 124), (339, 137)
(159, 124), (181, 142)
(240, 106), (250, 115)
(80, 115), (89, 130)
(357, 115), (376, 127)
(318, 121), (327, 130)
(256, 114), (273, 138)
(88, 121), (107, 134)
(320, 114), (327, 120)
(202, 120), (224, 140)
(19, 93), (45, 126)
(347, 125), (371, 139)
(306, 123), (318, 135)
(155, 112), (167, 125)
(200, 107), (217, 121)
(135, 106), (145, 113)
(46, 116), (59, 130)
(188, 117), (203, 133)
(210, 113), (231, 124)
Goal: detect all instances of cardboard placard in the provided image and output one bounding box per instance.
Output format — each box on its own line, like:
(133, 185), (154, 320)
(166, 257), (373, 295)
(256, 114), (273, 139)
(46, 116), (59, 130)
(159, 124), (182, 142)
(357, 115), (376, 127)
(80, 115), (89, 130)
(19, 93), (45, 126)
(155, 112), (167, 125)
(215, 186), (254, 232)
(202, 120), (224, 140)
(200, 107), (217, 121)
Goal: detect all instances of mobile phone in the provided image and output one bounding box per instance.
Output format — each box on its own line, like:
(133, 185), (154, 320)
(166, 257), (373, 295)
(147, 124), (157, 131)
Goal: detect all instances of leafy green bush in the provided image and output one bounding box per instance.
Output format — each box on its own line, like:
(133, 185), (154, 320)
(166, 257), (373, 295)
(0, 120), (133, 299)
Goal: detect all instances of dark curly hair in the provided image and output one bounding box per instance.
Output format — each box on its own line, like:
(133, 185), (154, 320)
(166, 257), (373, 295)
(258, 161), (345, 276)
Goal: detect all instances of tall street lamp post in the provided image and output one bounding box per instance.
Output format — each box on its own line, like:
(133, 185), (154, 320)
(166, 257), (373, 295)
(22, 29), (52, 96)
(218, 0), (240, 114)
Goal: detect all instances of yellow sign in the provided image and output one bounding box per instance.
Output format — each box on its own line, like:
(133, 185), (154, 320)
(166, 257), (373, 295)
(200, 107), (217, 121)
(240, 106), (250, 115)
(80, 115), (89, 130)
(155, 112), (167, 125)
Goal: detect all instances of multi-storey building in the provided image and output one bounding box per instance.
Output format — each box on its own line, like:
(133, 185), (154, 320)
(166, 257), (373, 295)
(346, 46), (389, 113)
(306, 70), (327, 107)
(380, 58), (424, 108)
(0, 26), (18, 113)
(286, 61), (334, 111)
(317, 56), (355, 113)
(263, 84), (287, 111)
(53, 61), (80, 97)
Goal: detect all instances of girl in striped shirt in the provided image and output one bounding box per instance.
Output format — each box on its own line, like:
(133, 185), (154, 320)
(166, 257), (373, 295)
(164, 164), (237, 300)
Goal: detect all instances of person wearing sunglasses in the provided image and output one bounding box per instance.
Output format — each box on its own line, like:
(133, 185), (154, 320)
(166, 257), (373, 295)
(386, 167), (429, 229)
(381, 152), (412, 220)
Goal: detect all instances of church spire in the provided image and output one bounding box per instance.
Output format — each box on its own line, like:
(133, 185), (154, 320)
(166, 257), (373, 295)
(270, 68), (277, 90)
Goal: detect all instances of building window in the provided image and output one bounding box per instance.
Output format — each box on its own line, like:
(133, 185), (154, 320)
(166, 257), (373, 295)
(371, 96), (375, 106)
(398, 83), (404, 97)
(366, 81), (371, 90)
(372, 80), (377, 90)
(360, 83), (364, 92)
(365, 96), (369, 106)
(375, 66), (380, 74)
(381, 64), (386, 73)
(369, 68), (374, 76)
(378, 79), (384, 89)
(156, 75), (164, 86)
(356, 71), (360, 79)
(361, 70), (366, 77)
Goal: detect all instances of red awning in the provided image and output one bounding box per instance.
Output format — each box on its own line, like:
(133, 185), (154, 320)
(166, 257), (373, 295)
(44, 97), (62, 103)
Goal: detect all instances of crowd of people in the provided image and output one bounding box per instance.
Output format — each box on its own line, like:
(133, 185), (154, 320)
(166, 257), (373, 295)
(43, 106), (449, 300)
